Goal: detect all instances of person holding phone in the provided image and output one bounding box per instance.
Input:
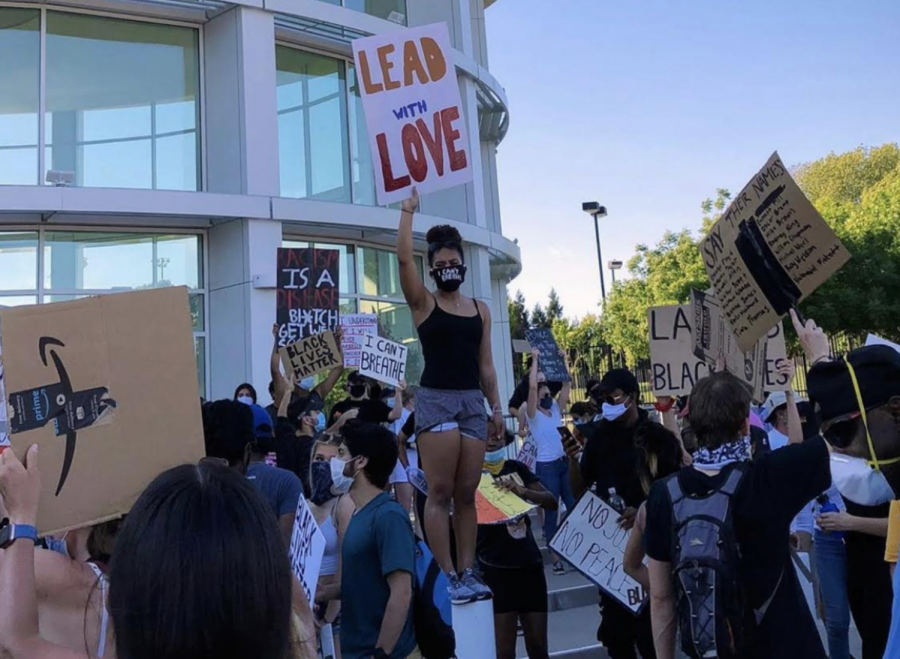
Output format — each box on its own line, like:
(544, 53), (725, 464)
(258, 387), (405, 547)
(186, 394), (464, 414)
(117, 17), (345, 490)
(526, 349), (574, 575)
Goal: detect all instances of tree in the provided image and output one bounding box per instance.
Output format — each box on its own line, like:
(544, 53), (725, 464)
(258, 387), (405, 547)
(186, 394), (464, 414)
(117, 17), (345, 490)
(508, 290), (530, 340)
(546, 288), (564, 324)
(531, 304), (550, 329)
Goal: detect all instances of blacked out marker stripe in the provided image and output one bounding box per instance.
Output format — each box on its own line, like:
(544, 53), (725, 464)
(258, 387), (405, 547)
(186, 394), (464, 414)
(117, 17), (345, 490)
(735, 218), (801, 316)
(754, 184), (786, 219)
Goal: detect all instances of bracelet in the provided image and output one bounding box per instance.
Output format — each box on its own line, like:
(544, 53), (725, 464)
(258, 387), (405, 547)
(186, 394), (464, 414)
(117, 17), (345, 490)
(811, 355), (832, 367)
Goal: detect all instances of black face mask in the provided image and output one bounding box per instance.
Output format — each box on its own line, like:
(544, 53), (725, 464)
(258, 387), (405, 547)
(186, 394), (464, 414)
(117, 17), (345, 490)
(349, 384), (367, 398)
(539, 396), (554, 411)
(431, 264), (467, 292)
(310, 461), (336, 505)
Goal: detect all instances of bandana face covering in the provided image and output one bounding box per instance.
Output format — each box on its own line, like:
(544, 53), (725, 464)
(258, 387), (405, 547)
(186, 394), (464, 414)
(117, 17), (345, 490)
(692, 436), (752, 470)
(309, 461), (336, 505)
(431, 264), (467, 292)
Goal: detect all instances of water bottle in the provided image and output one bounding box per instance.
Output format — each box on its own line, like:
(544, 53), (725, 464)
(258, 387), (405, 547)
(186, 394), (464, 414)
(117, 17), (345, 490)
(817, 495), (844, 540)
(609, 487), (626, 513)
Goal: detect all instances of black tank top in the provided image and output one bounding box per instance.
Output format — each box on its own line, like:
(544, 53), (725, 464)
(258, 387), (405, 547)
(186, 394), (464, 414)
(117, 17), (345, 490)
(418, 299), (483, 390)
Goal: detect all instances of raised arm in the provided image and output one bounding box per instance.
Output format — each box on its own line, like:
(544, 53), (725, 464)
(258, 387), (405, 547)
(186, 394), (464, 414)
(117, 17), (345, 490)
(271, 324), (291, 402)
(478, 302), (503, 438)
(314, 328), (345, 400)
(558, 349), (572, 410)
(526, 349), (540, 419)
(398, 189), (429, 312)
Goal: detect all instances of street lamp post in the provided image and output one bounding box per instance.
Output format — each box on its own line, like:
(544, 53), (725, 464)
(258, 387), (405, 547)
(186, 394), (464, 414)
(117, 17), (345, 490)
(608, 259), (623, 284)
(582, 202), (608, 302)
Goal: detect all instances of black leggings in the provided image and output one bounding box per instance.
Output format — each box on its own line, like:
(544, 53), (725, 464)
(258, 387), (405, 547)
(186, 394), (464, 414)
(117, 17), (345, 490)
(597, 594), (655, 659)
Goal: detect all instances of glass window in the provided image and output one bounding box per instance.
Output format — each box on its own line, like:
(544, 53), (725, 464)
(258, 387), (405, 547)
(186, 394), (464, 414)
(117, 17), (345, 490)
(0, 295), (37, 307)
(0, 232), (38, 290)
(45, 12), (200, 190)
(0, 9), (40, 185)
(359, 246), (423, 298)
(348, 65), (376, 206)
(277, 47), (350, 202)
(194, 335), (206, 398)
(344, 0), (407, 23)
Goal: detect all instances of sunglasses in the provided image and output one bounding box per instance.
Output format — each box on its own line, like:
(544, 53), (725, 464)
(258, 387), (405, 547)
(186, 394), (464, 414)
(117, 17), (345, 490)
(820, 409), (872, 449)
(602, 393), (630, 406)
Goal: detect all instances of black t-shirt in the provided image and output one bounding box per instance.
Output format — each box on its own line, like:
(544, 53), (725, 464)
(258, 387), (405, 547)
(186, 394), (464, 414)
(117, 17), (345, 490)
(507, 376), (563, 411)
(643, 437), (831, 659)
(328, 398), (391, 426)
(579, 408), (649, 508)
(273, 418), (315, 495)
(476, 460), (543, 569)
(401, 413), (415, 439)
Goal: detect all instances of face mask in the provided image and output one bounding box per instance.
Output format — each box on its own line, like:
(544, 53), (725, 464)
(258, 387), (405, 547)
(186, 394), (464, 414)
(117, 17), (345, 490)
(237, 395), (253, 406)
(350, 384), (367, 399)
(484, 448), (507, 463)
(310, 461), (336, 505)
(300, 376), (315, 392)
(315, 412), (326, 433)
(431, 264), (467, 292)
(830, 454), (895, 506)
(385, 397), (395, 409)
(330, 457), (358, 495)
(539, 397), (554, 411)
(602, 401), (629, 422)
(573, 418), (586, 427)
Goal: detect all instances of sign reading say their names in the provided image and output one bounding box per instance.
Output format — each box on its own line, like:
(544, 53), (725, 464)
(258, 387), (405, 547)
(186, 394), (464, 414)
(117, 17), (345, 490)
(352, 22), (473, 205)
(276, 247), (340, 347)
(647, 305), (711, 397)
(358, 335), (408, 388)
(524, 328), (570, 383)
(289, 494), (326, 604)
(280, 331), (342, 382)
(699, 152), (851, 352)
(550, 493), (647, 614)
(340, 313), (378, 368)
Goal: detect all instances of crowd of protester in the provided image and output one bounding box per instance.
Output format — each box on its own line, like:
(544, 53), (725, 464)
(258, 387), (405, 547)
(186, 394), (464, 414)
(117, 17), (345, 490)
(2, 194), (900, 659)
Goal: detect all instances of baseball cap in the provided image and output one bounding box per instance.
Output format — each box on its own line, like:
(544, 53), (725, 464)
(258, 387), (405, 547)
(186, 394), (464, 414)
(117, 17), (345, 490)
(599, 369), (639, 396)
(761, 391), (788, 423)
(809, 345), (900, 423)
(249, 404), (273, 439)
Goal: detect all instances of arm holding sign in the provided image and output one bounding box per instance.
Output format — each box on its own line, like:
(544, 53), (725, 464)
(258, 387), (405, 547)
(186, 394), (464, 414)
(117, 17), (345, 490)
(790, 309), (831, 365)
(398, 189), (430, 314)
(558, 349), (572, 410)
(314, 328), (345, 401)
(494, 475), (557, 511)
(526, 350), (540, 419)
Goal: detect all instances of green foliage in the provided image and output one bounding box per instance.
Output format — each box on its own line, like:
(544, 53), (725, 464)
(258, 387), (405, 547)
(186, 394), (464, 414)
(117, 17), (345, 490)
(531, 303), (550, 329)
(546, 288), (564, 324)
(508, 290), (530, 340)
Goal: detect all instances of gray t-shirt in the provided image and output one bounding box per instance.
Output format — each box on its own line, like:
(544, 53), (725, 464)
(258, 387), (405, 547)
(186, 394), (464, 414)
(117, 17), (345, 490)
(246, 462), (304, 517)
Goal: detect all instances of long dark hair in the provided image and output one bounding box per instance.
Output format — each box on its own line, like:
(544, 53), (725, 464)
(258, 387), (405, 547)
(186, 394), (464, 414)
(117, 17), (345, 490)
(234, 382), (258, 403)
(635, 422), (685, 496)
(108, 463), (293, 659)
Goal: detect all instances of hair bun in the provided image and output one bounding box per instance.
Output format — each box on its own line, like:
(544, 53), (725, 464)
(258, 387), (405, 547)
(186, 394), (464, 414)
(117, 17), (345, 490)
(426, 224), (462, 245)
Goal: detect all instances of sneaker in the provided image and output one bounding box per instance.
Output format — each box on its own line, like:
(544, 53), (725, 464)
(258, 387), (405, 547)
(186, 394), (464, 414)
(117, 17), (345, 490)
(448, 571), (478, 605)
(462, 568), (493, 601)
(552, 561), (566, 575)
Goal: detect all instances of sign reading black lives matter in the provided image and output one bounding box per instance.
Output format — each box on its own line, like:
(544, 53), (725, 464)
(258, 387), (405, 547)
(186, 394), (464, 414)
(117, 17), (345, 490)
(699, 152), (851, 352)
(550, 492), (647, 614)
(276, 247), (340, 347)
(289, 494), (326, 604)
(280, 331), (343, 382)
(359, 335), (408, 388)
(524, 328), (570, 383)
(647, 305), (711, 397)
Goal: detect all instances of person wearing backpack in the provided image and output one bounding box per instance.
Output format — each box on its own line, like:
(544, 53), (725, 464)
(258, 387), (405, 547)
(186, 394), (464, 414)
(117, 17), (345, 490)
(643, 366), (831, 659)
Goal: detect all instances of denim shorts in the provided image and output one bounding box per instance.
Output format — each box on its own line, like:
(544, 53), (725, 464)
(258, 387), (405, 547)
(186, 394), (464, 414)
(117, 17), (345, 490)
(415, 387), (488, 441)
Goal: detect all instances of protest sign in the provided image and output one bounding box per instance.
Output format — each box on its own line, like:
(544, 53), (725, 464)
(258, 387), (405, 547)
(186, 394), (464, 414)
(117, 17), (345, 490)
(515, 437), (537, 472)
(280, 331), (342, 382)
(358, 334), (408, 387)
(763, 322), (791, 392)
(289, 494), (326, 604)
(700, 152), (850, 351)
(512, 339), (532, 354)
(475, 472), (536, 524)
(647, 305), (711, 396)
(550, 492), (647, 614)
(340, 313), (378, 367)
(866, 334), (900, 354)
(524, 328), (570, 383)
(0, 288), (204, 534)
(351, 22), (473, 205)
(0, 320), (8, 448)
(276, 247), (340, 347)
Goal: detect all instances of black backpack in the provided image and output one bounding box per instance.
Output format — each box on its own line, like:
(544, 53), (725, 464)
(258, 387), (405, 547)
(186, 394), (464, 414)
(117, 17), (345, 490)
(412, 538), (456, 659)
(665, 465), (755, 659)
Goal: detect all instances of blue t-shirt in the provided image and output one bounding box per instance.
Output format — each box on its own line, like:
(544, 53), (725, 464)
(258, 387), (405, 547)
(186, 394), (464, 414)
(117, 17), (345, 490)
(886, 560), (900, 657)
(245, 462), (303, 518)
(340, 492), (416, 659)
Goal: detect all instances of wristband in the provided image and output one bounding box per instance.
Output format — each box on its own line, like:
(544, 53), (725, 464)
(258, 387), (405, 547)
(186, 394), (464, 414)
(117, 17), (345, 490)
(654, 399), (675, 413)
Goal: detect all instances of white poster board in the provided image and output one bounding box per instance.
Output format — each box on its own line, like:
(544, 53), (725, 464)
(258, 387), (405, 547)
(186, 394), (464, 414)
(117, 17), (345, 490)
(352, 22), (473, 205)
(550, 493), (647, 614)
(0, 312), (8, 447)
(359, 335), (408, 388)
(515, 437), (537, 472)
(289, 495), (327, 604)
(647, 305), (711, 397)
(340, 314), (378, 368)
(866, 334), (900, 354)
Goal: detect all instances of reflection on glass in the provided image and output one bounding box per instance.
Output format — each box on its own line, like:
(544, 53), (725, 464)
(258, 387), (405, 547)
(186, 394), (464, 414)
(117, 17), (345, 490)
(190, 293), (204, 331)
(340, 298), (358, 315)
(195, 335), (206, 398)
(359, 247), (423, 298)
(359, 299), (422, 384)
(277, 47), (350, 202)
(347, 65), (376, 206)
(0, 9), (40, 185)
(45, 12), (200, 190)
(44, 232), (201, 291)
(44, 294), (86, 303)
(0, 295), (37, 307)
(344, 0), (407, 23)
(283, 240), (356, 295)
(0, 232), (38, 290)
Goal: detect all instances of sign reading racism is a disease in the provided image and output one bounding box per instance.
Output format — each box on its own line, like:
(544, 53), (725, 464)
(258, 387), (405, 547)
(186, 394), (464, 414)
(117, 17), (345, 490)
(352, 22), (473, 205)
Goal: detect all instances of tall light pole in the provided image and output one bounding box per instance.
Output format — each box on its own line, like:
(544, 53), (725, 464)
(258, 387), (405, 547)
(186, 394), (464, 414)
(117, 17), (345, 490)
(582, 202), (608, 302)
(608, 259), (623, 284)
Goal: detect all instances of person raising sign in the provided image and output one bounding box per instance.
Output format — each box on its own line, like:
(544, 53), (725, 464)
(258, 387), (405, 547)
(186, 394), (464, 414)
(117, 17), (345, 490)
(397, 187), (503, 604)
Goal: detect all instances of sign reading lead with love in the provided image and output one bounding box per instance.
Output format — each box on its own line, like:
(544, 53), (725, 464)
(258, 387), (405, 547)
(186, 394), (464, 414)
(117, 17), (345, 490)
(352, 22), (473, 205)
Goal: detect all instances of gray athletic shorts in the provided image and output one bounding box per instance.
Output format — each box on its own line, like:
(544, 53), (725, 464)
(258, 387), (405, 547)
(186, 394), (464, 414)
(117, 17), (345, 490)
(415, 387), (488, 441)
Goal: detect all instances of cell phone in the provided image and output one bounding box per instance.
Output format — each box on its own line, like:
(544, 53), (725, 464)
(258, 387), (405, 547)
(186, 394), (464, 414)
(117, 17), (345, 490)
(557, 425), (576, 446)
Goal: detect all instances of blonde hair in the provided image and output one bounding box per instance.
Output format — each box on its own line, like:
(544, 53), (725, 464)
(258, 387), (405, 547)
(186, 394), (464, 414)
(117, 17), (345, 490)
(308, 434), (343, 482)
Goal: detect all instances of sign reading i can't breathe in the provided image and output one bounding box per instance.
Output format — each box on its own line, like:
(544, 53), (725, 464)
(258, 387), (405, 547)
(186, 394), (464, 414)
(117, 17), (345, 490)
(358, 335), (408, 388)
(351, 22), (473, 206)
(276, 248), (340, 347)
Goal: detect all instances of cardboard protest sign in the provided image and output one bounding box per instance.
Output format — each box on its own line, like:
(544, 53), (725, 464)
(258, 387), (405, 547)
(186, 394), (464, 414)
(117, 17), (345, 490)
(700, 152), (851, 352)
(763, 322), (791, 392)
(866, 334), (900, 354)
(550, 493), (647, 614)
(340, 313), (378, 368)
(0, 288), (204, 534)
(647, 305), (711, 396)
(289, 494), (327, 604)
(280, 331), (342, 382)
(276, 247), (340, 347)
(524, 328), (570, 383)
(358, 335), (408, 388)
(512, 339), (532, 354)
(515, 437), (537, 472)
(475, 472), (536, 524)
(0, 323), (9, 448)
(352, 22), (473, 205)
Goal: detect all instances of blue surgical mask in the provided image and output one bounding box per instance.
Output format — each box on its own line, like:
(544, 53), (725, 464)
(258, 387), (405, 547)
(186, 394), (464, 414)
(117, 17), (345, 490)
(237, 395), (253, 406)
(315, 412), (326, 433)
(602, 401), (628, 422)
(300, 376), (316, 391)
(385, 397), (396, 409)
(484, 448), (507, 463)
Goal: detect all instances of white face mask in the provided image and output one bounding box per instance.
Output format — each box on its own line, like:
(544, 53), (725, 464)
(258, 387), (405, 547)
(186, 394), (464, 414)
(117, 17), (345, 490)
(602, 401), (629, 422)
(830, 454), (896, 506)
(330, 457), (358, 495)
(484, 448), (506, 463)
(237, 395), (253, 406)
(315, 412), (326, 433)
(300, 376), (315, 391)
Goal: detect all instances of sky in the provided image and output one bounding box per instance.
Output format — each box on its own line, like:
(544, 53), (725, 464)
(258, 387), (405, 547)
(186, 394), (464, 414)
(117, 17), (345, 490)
(484, 0), (900, 319)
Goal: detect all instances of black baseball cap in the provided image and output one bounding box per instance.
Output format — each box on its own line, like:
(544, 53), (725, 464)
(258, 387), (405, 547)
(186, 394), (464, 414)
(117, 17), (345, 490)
(809, 345), (900, 422)
(599, 369), (640, 396)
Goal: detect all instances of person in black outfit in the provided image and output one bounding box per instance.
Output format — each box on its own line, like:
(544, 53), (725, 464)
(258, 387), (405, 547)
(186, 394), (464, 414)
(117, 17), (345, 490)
(327, 371), (401, 428)
(565, 368), (654, 659)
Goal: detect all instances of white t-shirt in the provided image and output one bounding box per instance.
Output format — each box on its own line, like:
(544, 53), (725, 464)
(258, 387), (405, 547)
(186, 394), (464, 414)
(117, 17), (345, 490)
(527, 400), (565, 462)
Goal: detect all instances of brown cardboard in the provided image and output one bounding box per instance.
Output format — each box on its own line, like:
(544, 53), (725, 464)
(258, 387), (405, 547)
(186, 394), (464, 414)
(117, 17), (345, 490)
(699, 152), (851, 351)
(762, 322), (791, 392)
(512, 339), (532, 354)
(0, 287), (204, 535)
(647, 305), (711, 397)
(279, 331), (342, 382)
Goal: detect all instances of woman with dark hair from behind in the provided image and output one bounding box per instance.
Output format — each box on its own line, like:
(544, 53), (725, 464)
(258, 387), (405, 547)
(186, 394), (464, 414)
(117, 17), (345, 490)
(0, 446), (312, 659)
(397, 188), (503, 604)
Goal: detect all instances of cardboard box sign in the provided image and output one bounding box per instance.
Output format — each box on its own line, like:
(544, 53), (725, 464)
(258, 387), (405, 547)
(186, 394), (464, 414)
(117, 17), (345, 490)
(647, 305), (711, 397)
(352, 22), (474, 206)
(279, 331), (343, 382)
(699, 152), (851, 352)
(0, 287), (205, 535)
